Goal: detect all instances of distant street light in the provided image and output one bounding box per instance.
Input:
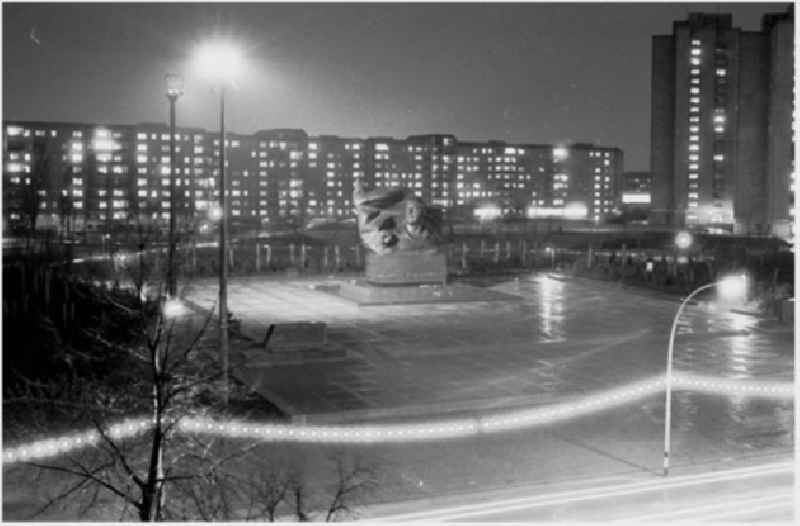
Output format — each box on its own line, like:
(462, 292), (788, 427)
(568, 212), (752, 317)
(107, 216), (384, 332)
(663, 273), (748, 476)
(194, 39), (244, 406)
(163, 297), (188, 318)
(165, 74), (184, 298)
(675, 230), (693, 251)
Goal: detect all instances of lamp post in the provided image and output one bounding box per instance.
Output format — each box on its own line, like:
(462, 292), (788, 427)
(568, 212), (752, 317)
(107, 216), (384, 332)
(217, 84), (230, 405)
(663, 273), (748, 476)
(195, 40), (243, 406)
(165, 74), (183, 298)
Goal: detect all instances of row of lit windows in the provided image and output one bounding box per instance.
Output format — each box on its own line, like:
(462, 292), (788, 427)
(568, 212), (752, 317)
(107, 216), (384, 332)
(687, 41), (702, 212)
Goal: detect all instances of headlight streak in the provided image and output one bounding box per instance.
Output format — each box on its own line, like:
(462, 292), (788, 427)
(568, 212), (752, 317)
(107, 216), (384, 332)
(372, 461), (793, 522)
(2, 374), (793, 464)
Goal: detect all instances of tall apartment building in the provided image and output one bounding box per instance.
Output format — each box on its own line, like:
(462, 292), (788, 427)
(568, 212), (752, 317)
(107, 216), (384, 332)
(650, 8), (794, 238)
(3, 121), (624, 235)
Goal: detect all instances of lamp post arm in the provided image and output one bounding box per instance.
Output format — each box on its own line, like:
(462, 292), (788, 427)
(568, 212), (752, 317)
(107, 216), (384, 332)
(663, 281), (716, 476)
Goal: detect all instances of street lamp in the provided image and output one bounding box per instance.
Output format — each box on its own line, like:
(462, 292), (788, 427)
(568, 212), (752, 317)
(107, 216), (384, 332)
(163, 296), (188, 318)
(663, 273), (748, 476)
(675, 230), (693, 251)
(165, 74), (184, 298)
(194, 39), (244, 406)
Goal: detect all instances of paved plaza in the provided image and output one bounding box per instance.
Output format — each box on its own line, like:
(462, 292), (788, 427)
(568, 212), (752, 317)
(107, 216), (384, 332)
(182, 273), (793, 422)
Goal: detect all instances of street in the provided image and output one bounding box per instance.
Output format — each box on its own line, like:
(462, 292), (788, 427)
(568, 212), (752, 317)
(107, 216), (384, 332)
(366, 458), (794, 522)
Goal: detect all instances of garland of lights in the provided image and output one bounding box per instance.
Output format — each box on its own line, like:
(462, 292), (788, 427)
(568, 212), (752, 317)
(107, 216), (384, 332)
(3, 374), (793, 465)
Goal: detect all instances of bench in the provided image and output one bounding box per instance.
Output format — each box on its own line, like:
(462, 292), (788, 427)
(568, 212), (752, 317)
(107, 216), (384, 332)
(264, 322), (327, 352)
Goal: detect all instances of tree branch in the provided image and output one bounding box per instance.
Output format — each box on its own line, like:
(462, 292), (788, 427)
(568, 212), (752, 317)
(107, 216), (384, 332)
(91, 417), (145, 489)
(27, 460), (140, 509)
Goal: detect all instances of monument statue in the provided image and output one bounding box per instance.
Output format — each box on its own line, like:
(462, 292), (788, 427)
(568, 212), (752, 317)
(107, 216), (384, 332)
(332, 182), (519, 303)
(353, 181), (441, 255)
(353, 180), (446, 285)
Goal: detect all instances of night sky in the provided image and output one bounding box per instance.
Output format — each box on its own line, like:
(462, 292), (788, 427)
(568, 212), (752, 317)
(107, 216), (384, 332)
(2, 2), (790, 171)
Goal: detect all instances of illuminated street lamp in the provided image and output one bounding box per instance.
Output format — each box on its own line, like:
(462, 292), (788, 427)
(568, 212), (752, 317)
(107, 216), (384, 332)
(674, 230), (693, 251)
(163, 297), (188, 319)
(194, 39), (244, 406)
(165, 73), (184, 298)
(663, 273), (748, 476)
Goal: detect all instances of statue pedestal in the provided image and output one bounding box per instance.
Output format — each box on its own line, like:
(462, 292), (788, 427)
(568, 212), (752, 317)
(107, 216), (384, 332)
(333, 279), (521, 306)
(321, 248), (520, 305)
(365, 251), (447, 286)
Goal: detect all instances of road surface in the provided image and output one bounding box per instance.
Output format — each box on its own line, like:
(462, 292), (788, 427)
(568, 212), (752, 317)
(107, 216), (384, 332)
(367, 458), (794, 522)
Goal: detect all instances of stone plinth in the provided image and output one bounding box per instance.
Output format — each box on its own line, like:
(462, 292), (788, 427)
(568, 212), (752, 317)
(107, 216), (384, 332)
(365, 251), (447, 285)
(332, 280), (521, 306)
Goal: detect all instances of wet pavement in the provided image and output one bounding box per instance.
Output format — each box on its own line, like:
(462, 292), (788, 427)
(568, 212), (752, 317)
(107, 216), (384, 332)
(3, 271), (794, 521)
(179, 271), (794, 512)
(183, 273), (793, 428)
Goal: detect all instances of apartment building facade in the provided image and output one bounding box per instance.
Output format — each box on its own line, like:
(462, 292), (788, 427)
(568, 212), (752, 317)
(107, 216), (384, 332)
(3, 121), (624, 235)
(650, 8), (794, 239)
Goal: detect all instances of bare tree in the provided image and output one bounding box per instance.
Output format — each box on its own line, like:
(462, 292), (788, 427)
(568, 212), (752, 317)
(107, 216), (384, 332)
(7, 293), (221, 521)
(5, 285), (382, 522)
(324, 456), (378, 522)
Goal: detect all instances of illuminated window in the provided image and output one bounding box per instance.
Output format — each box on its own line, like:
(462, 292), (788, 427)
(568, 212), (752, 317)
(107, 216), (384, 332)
(689, 173), (699, 179)
(716, 68), (726, 77)
(689, 97), (700, 104)
(691, 39), (701, 46)
(690, 87), (700, 95)
(689, 106), (699, 113)
(690, 68), (700, 75)
(691, 48), (701, 56)
(688, 144), (699, 151)
(690, 58), (701, 65)
(689, 135), (699, 142)
(713, 154), (724, 162)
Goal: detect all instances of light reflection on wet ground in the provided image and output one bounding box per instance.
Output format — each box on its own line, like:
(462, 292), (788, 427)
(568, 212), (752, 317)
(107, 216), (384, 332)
(671, 302), (793, 450)
(188, 273), (793, 452)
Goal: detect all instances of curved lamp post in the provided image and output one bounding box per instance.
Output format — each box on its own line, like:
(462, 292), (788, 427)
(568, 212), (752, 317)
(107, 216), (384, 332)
(165, 74), (184, 298)
(663, 273), (748, 476)
(194, 40), (244, 406)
